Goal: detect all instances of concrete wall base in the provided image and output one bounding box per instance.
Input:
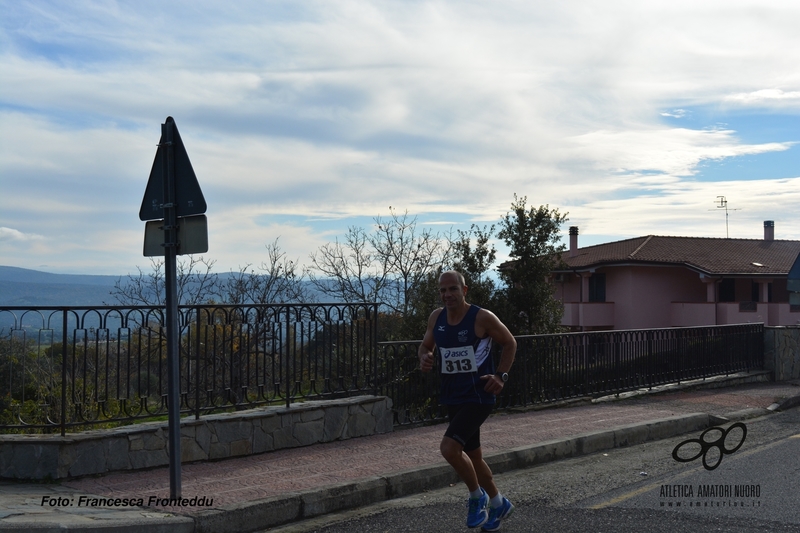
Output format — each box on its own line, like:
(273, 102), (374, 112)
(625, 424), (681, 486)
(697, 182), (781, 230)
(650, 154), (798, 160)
(0, 395), (393, 481)
(765, 326), (800, 381)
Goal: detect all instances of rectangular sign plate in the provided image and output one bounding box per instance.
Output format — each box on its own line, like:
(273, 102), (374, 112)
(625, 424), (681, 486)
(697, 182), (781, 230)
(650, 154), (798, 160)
(143, 215), (209, 256)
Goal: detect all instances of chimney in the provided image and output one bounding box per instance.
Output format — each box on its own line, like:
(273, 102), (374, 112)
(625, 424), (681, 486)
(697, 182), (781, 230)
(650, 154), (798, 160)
(764, 220), (774, 241)
(569, 226), (579, 257)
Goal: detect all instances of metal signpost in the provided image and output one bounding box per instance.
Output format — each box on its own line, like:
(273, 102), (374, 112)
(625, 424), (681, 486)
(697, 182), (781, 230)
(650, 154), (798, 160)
(139, 117), (207, 499)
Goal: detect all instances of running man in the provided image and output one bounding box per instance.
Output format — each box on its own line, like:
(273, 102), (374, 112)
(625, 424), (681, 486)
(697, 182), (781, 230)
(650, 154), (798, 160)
(418, 270), (516, 531)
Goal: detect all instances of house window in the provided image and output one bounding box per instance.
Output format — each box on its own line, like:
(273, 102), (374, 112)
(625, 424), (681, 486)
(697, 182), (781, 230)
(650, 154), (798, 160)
(749, 281), (773, 303)
(588, 273), (606, 302)
(719, 279), (735, 302)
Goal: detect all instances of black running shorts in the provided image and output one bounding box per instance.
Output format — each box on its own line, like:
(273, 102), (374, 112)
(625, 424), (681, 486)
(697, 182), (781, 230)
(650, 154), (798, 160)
(444, 403), (494, 452)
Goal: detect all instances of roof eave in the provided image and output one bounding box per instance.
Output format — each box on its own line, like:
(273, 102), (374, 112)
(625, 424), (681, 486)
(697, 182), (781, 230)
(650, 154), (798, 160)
(553, 260), (789, 277)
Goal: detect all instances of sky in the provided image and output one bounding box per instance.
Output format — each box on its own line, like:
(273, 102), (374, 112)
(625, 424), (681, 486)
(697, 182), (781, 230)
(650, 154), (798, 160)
(1, 0), (799, 276)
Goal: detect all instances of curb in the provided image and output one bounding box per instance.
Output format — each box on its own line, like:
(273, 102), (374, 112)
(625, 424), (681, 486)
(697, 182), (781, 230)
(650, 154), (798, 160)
(775, 395), (800, 412)
(591, 371), (771, 404)
(195, 412), (713, 532)
(721, 407), (773, 421)
(0, 515), (194, 533)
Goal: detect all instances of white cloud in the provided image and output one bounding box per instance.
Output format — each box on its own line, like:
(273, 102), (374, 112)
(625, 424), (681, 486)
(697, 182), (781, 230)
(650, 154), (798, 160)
(0, 1), (799, 274)
(0, 227), (44, 242)
(568, 127), (793, 177)
(567, 176), (800, 242)
(661, 109), (687, 118)
(724, 89), (800, 106)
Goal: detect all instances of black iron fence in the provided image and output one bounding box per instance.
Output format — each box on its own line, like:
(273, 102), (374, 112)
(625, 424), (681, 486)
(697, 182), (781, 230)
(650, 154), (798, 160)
(379, 323), (764, 426)
(0, 303), (378, 434)
(0, 303), (764, 434)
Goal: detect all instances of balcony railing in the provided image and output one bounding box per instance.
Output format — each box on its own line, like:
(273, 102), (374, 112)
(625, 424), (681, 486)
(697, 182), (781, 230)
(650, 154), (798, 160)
(561, 302), (615, 328)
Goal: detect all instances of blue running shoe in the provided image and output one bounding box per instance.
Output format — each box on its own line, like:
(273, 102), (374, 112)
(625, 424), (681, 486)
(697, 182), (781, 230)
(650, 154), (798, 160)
(481, 497), (514, 532)
(466, 488), (489, 528)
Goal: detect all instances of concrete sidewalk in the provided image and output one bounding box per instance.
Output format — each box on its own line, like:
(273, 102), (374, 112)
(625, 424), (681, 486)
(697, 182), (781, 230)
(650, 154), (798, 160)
(2, 375), (799, 533)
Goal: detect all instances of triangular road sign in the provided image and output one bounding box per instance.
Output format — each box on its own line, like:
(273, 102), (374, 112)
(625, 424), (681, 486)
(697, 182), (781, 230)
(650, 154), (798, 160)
(139, 117), (207, 221)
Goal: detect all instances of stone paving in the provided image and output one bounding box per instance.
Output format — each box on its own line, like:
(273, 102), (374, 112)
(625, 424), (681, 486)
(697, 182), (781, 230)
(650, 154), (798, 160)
(60, 403), (681, 512)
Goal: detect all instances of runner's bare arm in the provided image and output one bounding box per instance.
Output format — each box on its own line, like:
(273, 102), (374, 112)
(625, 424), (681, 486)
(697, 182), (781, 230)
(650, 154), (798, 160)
(476, 309), (516, 393)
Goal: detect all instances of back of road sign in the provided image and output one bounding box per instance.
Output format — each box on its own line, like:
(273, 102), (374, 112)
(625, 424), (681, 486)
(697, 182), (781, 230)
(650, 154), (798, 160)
(139, 117), (207, 221)
(143, 215), (209, 256)
(788, 252), (800, 305)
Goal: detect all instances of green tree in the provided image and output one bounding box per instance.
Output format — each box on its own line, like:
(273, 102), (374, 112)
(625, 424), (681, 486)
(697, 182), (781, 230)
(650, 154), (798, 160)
(451, 224), (498, 310)
(401, 270), (442, 341)
(497, 195), (568, 335)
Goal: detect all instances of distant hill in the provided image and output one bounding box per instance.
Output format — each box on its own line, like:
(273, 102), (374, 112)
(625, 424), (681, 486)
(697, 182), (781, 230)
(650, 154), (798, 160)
(0, 266), (119, 306)
(0, 266), (338, 308)
(0, 266), (120, 286)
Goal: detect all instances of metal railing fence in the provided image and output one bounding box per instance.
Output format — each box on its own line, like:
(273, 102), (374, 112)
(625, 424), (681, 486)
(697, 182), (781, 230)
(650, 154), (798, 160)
(378, 323), (764, 426)
(1, 303), (764, 434)
(0, 303), (378, 434)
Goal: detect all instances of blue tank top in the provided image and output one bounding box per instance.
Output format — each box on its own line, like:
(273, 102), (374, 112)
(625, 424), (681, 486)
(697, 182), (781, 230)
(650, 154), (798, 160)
(433, 304), (495, 405)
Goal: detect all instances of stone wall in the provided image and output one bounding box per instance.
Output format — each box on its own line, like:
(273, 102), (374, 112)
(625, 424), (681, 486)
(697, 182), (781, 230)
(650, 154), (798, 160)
(764, 326), (800, 381)
(0, 395), (393, 481)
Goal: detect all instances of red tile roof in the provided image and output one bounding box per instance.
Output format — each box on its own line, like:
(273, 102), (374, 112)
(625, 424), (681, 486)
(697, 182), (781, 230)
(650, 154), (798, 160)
(556, 236), (800, 276)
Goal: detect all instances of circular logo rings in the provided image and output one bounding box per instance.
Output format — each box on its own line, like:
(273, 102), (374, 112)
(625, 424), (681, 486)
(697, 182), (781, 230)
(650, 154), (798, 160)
(671, 422), (747, 471)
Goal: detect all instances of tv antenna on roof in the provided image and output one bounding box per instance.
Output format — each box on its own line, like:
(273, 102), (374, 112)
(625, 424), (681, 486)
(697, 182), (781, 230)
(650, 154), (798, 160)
(711, 196), (741, 238)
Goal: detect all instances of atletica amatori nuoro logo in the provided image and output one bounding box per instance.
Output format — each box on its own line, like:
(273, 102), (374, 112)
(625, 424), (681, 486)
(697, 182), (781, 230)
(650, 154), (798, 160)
(672, 422), (747, 471)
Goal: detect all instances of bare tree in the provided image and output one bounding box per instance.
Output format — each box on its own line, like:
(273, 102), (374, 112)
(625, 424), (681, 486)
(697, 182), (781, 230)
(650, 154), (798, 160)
(307, 208), (451, 339)
(221, 238), (313, 304)
(108, 255), (219, 306)
(110, 240), (311, 307)
(307, 225), (391, 304)
(371, 208), (451, 316)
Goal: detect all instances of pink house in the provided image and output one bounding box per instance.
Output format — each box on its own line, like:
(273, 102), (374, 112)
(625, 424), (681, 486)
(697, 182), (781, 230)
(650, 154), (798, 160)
(553, 222), (800, 331)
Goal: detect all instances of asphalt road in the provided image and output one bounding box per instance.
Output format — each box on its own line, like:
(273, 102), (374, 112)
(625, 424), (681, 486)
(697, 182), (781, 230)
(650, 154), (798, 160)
(265, 407), (800, 533)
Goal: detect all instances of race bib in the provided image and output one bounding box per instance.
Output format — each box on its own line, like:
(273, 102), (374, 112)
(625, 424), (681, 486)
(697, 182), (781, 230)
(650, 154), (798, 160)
(440, 345), (477, 374)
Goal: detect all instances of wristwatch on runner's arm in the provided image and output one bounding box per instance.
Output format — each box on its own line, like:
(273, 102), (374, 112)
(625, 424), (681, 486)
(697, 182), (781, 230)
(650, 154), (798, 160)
(495, 372), (508, 382)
